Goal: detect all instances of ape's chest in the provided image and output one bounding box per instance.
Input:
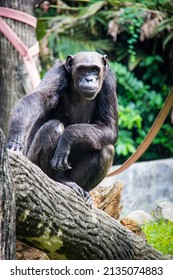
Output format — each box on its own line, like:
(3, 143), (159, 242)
(65, 101), (95, 124)
(58, 97), (96, 125)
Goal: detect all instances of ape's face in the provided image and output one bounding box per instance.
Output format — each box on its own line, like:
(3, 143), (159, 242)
(66, 52), (109, 100)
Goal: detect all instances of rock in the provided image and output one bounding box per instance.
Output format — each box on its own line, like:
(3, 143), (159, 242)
(101, 159), (173, 213)
(125, 210), (154, 225)
(152, 201), (173, 222)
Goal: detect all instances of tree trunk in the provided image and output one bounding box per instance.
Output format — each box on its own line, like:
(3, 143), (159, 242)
(0, 129), (164, 260)
(0, 0), (39, 136)
(0, 129), (15, 260)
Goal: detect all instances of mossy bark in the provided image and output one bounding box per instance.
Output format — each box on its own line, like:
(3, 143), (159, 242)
(0, 130), (163, 260)
(0, 129), (163, 260)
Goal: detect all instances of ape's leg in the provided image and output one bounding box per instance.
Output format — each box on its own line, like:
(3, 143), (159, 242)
(64, 144), (114, 192)
(27, 120), (64, 178)
(56, 178), (93, 206)
(26, 120), (95, 205)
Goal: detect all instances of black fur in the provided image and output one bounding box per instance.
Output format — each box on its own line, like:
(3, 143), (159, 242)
(7, 52), (118, 205)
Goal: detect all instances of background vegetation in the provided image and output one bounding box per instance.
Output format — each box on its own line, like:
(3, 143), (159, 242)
(142, 219), (173, 255)
(34, 0), (173, 164)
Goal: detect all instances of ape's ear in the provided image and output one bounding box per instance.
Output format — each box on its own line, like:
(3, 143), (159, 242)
(65, 55), (74, 72)
(102, 54), (109, 70)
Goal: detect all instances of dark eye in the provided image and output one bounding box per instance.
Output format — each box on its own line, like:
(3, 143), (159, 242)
(92, 67), (99, 74)
(78, 67), (86, 74)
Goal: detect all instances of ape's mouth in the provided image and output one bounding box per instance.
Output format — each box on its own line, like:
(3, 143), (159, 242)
(82, 92), (98, 100)
(80, 86), (98, 96)
(81, 87), (96, 92)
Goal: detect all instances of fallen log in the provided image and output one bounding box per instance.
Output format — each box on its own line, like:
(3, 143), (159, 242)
(0, 128), (163, 260)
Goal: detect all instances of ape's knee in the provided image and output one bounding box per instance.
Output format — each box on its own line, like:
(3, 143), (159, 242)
(101, 144), (114, 168)
(27, 120), (64, 164)
(36, 120), (64, 146)
(43, 120), (64, 136)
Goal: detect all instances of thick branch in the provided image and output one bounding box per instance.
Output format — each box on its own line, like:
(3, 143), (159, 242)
(5, 155), (163, 259)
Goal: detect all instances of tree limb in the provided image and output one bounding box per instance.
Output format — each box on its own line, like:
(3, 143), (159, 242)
(0, 129), (163, 260)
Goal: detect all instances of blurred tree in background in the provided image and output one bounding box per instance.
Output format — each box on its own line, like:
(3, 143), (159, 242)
(34, 0), (173, 164)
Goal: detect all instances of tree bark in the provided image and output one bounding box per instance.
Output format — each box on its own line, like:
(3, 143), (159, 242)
(0, 129), (15, 260)
(0, 0), (40, 136)
(91, 183), (123, 220)
(0, 129), (163, 260)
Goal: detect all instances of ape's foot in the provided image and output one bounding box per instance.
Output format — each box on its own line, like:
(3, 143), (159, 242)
(58, 180), (92, 207)
(66, 182), (92, 207)
(7, 138), (24, 154)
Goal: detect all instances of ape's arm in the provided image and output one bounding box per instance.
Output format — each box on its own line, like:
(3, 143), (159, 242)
(51, 123), (117, 171)
(7, 61), (66, 153)
(7, 92), (47, 153)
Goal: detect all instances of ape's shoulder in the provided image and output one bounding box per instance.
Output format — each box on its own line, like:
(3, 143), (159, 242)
(35, 60), (69, 92)
(45, 59), (66, 76)
(103, 68), (116, 93)
(105, 68), (116, 82)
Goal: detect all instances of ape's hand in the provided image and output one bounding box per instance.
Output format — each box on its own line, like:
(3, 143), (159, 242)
(51, 140), (71, 171)
(6, 135), (24, 154)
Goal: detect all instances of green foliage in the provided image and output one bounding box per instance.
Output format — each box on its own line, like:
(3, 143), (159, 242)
(142, 220), (173, 255)
(139, 55), (166, 86)
(116, 130), (136, 156)
(110, 60), (172, 162)
(118, 6), (144, 66)
(119, 104), (142, 130)
(48, 34), (112, 61)
(116, 103), (142, 156)
(111, 62), (149, 99)
(139, 0), (173, 11)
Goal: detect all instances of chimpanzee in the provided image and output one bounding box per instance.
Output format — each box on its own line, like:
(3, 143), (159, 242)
(7, 52), (118, 205)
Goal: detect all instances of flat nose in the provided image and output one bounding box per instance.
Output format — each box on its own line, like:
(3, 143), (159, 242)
(86, 76), (93, 82)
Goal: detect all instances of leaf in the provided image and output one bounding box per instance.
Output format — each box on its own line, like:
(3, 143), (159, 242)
(163, 32), (173, 48)
(80, 1), (105, 19)
(55, 36), (113, 59)
(126, 143), (136, 154)
(36, 20), (47, 40)
(145, 56), (155, 65)
(156, 16), (173, 32)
